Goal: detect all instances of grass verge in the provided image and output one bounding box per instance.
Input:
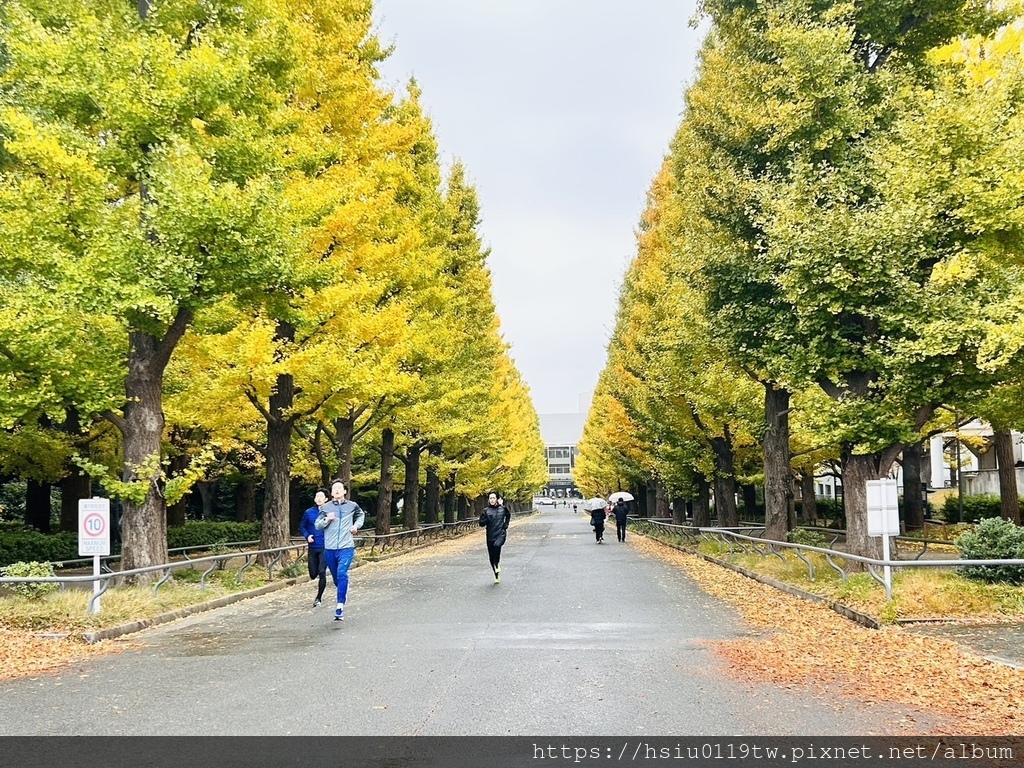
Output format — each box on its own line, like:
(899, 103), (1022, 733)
(644, 532), (1024, 624)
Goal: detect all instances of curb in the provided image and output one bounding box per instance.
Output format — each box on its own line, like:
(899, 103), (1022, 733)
(80, 577), (306, 644)
(635, 531), (881, 630)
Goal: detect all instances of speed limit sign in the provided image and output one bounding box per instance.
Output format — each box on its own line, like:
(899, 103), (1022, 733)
(79, 498), (111, 556)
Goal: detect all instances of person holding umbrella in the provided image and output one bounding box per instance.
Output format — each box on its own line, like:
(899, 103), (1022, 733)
(479, 491), (510, 583)
(582, 496), (608, 543)
(609, 491), (634, 542)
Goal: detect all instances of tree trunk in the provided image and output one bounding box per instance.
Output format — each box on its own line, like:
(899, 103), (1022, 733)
(788, 475), (798, 531)
(841, 451), (886, 565)
(59, 407), (90, 532)
(763, 384), (791, 541)
(60, 468), (91, 533)
(235, 475), (255, 522)
(800, 472), (817, 525)
(196, 480), (217, 520)
(741, 484), (758, 520)
(710, 435), (738, 527)
(443, 471), (456, 525)
(424, 460), (440, 525)
(259, 372), (294, 562)
(121, 316), (191, 578)
(672, 497), (686, 525)
(166, 450), (188, 527)
(25, 479), (51, 533)
(902, 442), (926, 531)
(692, 474), (711, 527)
(994, 429), (1021, 524)
(333, 415), (355, 487)
(403, 444), (422, 530)
(645, 478), (658, 519)
(457, 494), (469, 521)
(633, 482), (647, 517)
(376, 427), (395, 535)
(656, 481), (670, 517)
(289, 477), (303, 536)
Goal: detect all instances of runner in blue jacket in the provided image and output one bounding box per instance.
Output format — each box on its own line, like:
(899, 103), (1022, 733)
(298, 489), (328, 607)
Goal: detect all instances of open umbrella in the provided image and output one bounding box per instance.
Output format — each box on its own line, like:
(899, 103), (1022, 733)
(582, 497), (608, 512)
(608, 491), (635, 503)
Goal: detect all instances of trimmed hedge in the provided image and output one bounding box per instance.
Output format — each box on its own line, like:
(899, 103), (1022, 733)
(0, 521), (263, 567)
(0, 531), (78, 566)
(167, 521), (261, 549)
(940, 493), (1009, 524)
(956, 517), (1024, 584)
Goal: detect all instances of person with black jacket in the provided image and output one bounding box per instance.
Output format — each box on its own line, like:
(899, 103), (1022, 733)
(612, 499), (629, 542)
(479, 492), (511, 583)
(590, 506), (606, 543)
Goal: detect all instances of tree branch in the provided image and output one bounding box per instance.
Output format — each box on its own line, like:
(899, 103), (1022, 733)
(244, 387), (273, 423)
(101, 410), (127, 436)
(152, 305), (193, 374)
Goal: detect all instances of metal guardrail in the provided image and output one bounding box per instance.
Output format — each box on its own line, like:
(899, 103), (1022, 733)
(355, 520), (480, 556)
(628, 518), (1024, 600)
(0, 543), (308, 614)
(1, 517), (489, 614)
(48, 540), (264, 573)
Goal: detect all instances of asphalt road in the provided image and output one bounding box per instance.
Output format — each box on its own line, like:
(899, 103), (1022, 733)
(0, 509), (933, 735)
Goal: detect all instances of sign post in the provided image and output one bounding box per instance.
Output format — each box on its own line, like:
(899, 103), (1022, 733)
(78, 498), (110, 614)
(866, 479), (900, 600)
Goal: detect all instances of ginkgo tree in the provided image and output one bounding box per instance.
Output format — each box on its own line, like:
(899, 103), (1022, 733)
(0, 0), (306, 575)
(672, 0), (1011, 560)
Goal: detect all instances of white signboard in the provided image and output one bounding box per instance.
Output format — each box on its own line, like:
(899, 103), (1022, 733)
(78, 498), (111, 556)
(866, 479), (900, 537)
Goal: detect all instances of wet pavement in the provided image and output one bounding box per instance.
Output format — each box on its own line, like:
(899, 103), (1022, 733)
(0, 508), (946, 736)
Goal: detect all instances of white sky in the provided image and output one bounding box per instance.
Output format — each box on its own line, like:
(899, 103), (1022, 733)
(372, 1), (707, 414)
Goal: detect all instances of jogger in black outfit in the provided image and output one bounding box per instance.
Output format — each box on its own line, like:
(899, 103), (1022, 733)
(479, 492), (510, 583)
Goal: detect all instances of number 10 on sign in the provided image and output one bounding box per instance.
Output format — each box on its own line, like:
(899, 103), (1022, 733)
(79, 498), (110, 614)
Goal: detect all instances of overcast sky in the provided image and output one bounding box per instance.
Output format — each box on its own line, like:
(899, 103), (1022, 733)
(372, 1), (707, 415)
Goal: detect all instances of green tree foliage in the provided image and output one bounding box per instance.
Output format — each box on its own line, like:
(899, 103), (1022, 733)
(0, 0), (545, 566)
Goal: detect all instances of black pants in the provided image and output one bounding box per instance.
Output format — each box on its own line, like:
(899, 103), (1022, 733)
(487, 541), (503, 572)
(616, 520), (627, 541)
(594, 522), (604, 542)
(308, 547), (327, 600)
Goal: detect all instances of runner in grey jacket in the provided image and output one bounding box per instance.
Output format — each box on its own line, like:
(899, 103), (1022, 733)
(315, 499), (365, 549)
(314, 481), (365, 621)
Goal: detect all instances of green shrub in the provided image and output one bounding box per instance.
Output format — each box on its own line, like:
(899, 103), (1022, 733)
(788, 529), (828, 548)
(956, 517), (1024, 584)
(0, 530), (78, 567)
(797, 497), (844, 524)
(940, 493), (1007, 524)
(167, 522), (261, 550)
(1, 560), (60, 597)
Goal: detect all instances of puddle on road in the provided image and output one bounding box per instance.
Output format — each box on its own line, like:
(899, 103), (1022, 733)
(163, 631), (318, 657)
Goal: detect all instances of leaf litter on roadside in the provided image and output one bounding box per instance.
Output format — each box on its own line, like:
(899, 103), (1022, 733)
(633, 536), (1022, 735)
(0, 629), (124, 682)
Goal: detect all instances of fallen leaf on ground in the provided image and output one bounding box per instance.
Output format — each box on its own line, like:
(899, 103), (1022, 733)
(0, 630), (123, 682)
(634, 536), (1023, 735)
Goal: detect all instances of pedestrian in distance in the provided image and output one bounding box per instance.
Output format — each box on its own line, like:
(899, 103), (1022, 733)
(590, 506), (605, 543)
(479, 491), (510, 583)
(613, 498), (629, 542)
(315, 480), (365, 621)
(299, 488), (329, 607)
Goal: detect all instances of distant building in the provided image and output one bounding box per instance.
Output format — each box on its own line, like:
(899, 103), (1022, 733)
(538, 393), (591, 498)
